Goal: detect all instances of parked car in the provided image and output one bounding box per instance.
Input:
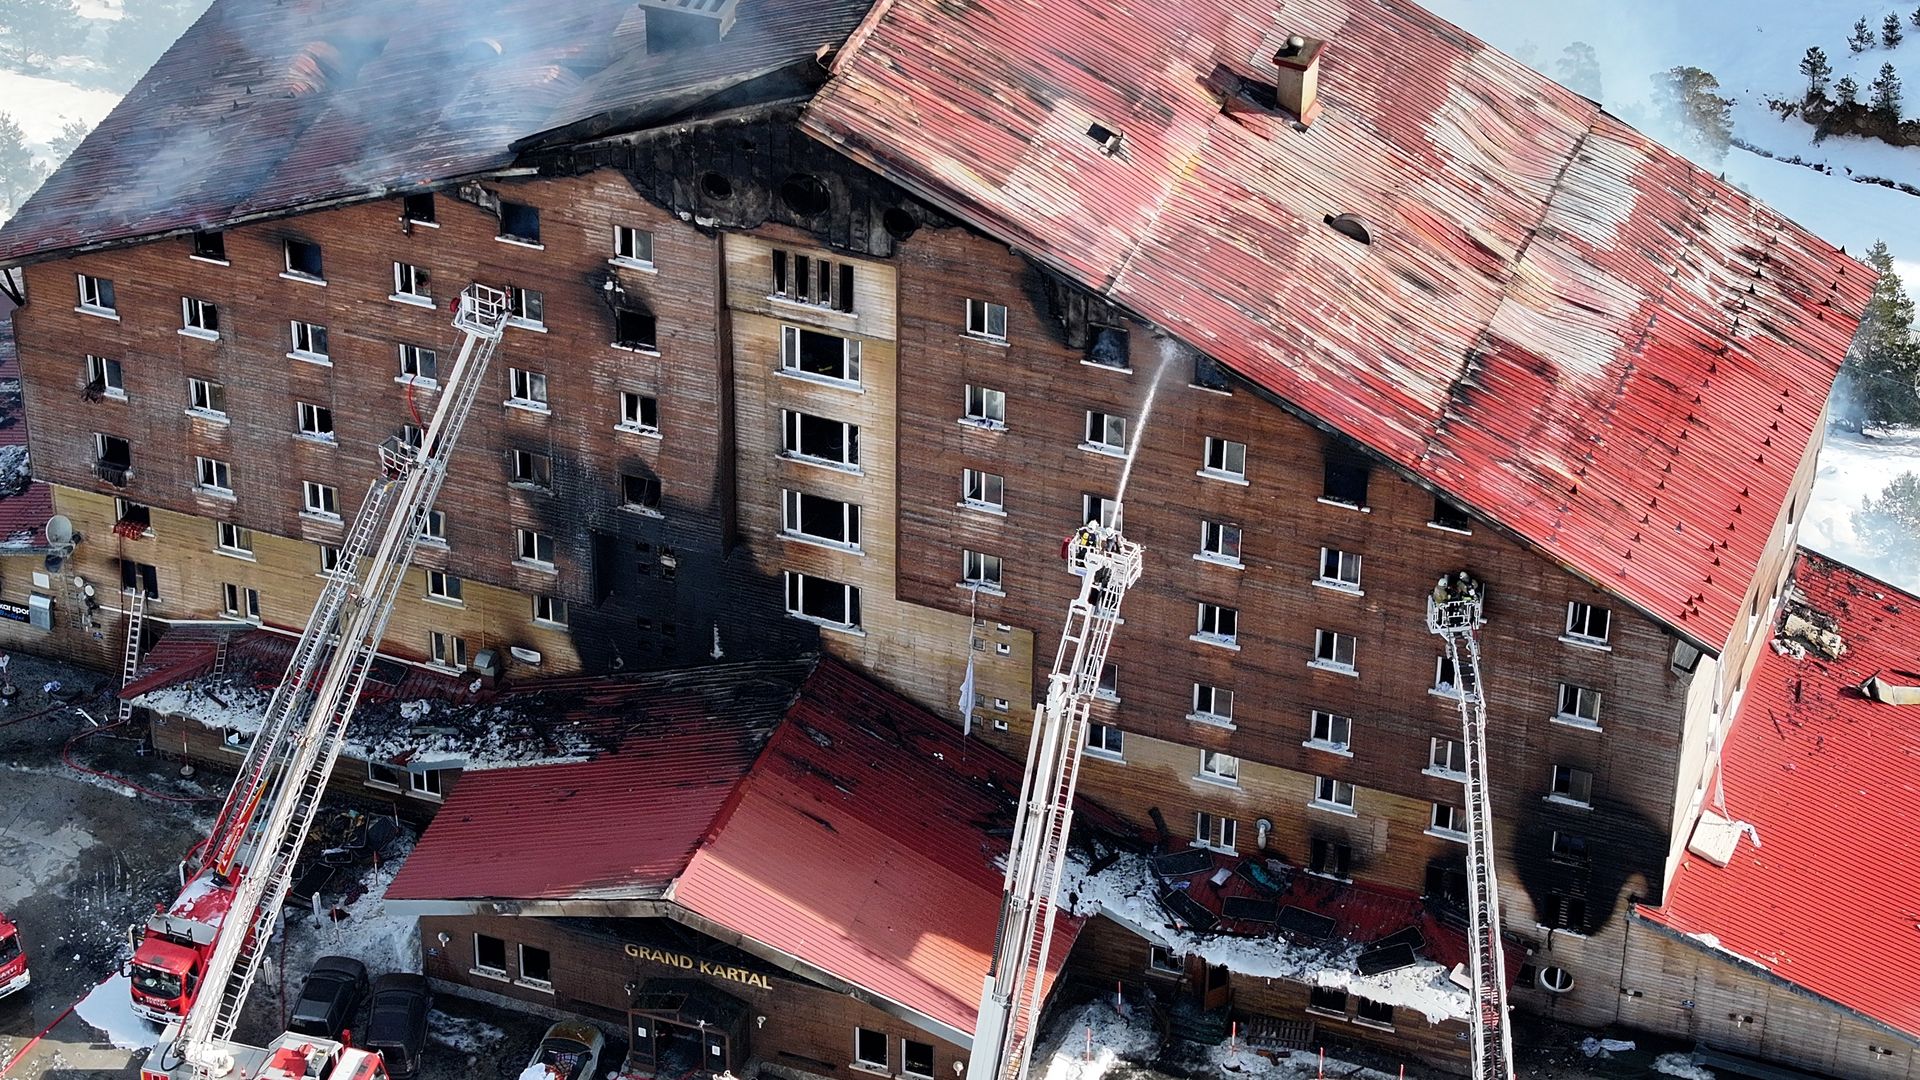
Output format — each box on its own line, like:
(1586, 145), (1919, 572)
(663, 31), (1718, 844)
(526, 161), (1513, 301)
(525, 1021), (605, 1080)
(362, 973), (432, 1078)
(286, 955), (368, 1040)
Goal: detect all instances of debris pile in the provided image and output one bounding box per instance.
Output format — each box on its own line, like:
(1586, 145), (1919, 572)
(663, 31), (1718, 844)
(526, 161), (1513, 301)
(1772, 587), (1846, 660)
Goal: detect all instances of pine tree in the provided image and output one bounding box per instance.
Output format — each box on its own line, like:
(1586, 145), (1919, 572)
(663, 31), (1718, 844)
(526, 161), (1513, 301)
(1651, 66), (1735, 165)
(1886, 11), (1905, 47)
(1555, 41), (1604, 100)
(1839, 74), (1862, 104)
(45, 119), (88, 164)
(1853, 16), (1876, 51)
(1835, 241), (1920, 431)
(1802, 46), (1834, 97)
(0, 113), (47, 213)
(1911, 4), (1920, 28)
(1871, 61), (1904, 118)
(1851, 472), (1920, 584)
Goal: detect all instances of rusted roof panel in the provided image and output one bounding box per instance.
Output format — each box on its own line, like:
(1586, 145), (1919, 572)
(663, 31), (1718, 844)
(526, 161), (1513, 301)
(803, 0), (1872, 647)
(1641, 551), (1920, 1040)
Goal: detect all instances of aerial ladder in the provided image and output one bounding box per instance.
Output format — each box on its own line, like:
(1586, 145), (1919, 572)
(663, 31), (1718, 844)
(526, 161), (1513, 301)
(968, 523), (1144, 1080)
(1426, 572), (1515, 1080)
(140, 284), (512, 1080)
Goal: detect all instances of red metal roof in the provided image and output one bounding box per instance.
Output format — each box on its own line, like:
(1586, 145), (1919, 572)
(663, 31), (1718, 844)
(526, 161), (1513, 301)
(673, 659), (1081, 1037)
(803, 0), (1873, 648)
(1639, 551), (1920, 1040)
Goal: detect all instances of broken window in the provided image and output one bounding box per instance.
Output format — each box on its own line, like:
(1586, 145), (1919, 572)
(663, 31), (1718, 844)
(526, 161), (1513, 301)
(1425, 862), (1467, 906)
(196, 455), (232, 493)
(393, 262), (432, 302)
(1192, 353), (1231, 392)
(1083, 494), (1119, 530)
(296, 402), (334, 440)
(115, 499), (151, 534)
(963, 549), (1003, 590)
(472, 934), (507, 975)
(1354, 998), (1394, 1028)
(1556, 683), (1601, 727)
(962, 469), (1004, 511)
(426, 571), (462, 603)
(302, 481), (338, 518)
(533, 595), (568, 627)
(782, 489), (860, 548)
(1198, 521), (1241, 564)
(1429, 737), (1465, 776)
(1430, 803), (1464, 836)
(965, 385), (1006, 427)
(1431, 496), (1472, 532)
(367, 761), (405, 789)
(498, 201), (540, 244)
(1096, 663), (1119, 699)
(622, 474), (662, 513)
(614, 225), (654, 266)
(92, 434), (132, 484)
(1192, 684), (1234, 724)
(507, 286), (544, 326)
(192, 231), (226, 261)
(85, 355), (124, 398)
(1434, 655), (1476, 696)
(1203, 436), (1246, 479)
(1308, 710), (1350, 751)
(1084, 410), (1126, 452)
(221, 583), (260, 622)
(516, 528), (555, 566)
(1551, 830), (1589, 863)
(508, 449), (551, 489)
(283, 239), (324, 280)
(1313, 775), (1354, 811)
(77, 274), (116, 314)
(781, 410), (858, 468)
(216, 522), (252, 555)
(181, 297), (220, 337)
(1318, 548), (1361, 590)
(1086, 722), (1123, 756)
(620, 392), (660, 433)
(188, 378), (226, 417)
(317, 545), (340, 574)
(289, 321), (329, 361)
(1195, 603), (1238, 646)
(965, 298), (1008, 341)
(772, 249), (855, 313)
(1307, 986), (1347, 1014)
(120, 559), (160, 600)
(785, 571), (861, 629)
(1313, 629), (1356, 671)
(853, 1029), (887, 1071)
(507, 368), (548, 410)
(518, 945), (551, 986)
(781, 325), (859, 383)
(1200, 749), (1239, 783)
(1542, 893), (1588, 933)
(1550, 765), (1594, 807)
(614, 309), (658, 351)
(430, 631), (468, 671)
(901, 1041), (934, 1080)
(402, 192), (435, 225)
(397, 344), (437, 384)
(1322, 453), (1369, 507)
(1564, 602), (1611, 645)
(1148, 946), (1182, 974)
(1086, 324), (1129, 369)
(420, 509), (447, 544)
(1193, 811), (1236, 852)
(1309, 837), (1351, 877)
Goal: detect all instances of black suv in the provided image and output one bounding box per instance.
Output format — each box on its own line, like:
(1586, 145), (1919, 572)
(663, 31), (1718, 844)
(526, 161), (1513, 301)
(363, 972), (432, 1078)
(286, 956), (368, 1041)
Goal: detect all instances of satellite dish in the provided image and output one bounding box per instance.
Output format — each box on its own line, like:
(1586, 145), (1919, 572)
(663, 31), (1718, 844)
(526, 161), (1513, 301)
(46, 515), (74, 547)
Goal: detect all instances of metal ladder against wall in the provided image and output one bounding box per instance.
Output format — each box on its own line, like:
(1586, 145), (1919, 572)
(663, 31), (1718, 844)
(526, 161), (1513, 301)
(971, 530), (1144, 1080)
(117, 588), (146, 722)
(1426, 580), (1515, 1080)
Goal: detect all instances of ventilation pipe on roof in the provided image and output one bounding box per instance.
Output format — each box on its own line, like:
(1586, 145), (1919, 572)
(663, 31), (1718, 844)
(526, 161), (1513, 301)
(1273, 34), (1326, 126)
(636, 0), (739, 51)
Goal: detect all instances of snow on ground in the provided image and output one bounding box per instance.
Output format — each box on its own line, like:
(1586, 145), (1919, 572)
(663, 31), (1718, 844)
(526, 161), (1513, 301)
(75, 972), (158, 1050)
(1063, 854), (1470, 1024)
(1800, 426), (1920, 592)
(1653, 1052), (1718, 1080)
(282, 833), (421, 981)
(1037, 1001), (1161, 1080)
(429, 1012), (510, 1055)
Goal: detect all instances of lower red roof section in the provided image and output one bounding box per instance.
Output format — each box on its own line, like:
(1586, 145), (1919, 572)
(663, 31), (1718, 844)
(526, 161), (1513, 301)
(1639, 550), (1920, 1040)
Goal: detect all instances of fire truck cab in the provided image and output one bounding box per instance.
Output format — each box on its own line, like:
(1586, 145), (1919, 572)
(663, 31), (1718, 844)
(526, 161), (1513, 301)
(143, 1023), (391, 1080)
(129, 870), (235, 1023)
(0, 912), (28, 1000)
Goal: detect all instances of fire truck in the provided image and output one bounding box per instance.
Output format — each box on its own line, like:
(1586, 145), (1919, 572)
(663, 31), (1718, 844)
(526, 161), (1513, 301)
(0, 911), (28, 1000)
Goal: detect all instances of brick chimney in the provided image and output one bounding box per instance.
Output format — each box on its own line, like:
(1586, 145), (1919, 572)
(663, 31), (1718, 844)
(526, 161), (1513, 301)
(1273, 34), (1326, 126)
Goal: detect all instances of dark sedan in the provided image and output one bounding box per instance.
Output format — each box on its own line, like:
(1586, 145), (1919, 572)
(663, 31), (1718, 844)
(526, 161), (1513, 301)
(286, 955), (368, 1041)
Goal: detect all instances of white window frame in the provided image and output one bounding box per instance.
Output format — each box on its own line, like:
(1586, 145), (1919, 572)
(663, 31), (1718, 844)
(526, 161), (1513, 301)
(533, 594), (569, 627)
(1201, 436), (1247, 481)
(1555, 683), (1603, 730)
(1197, 520), (1242, 566)
(216, 521), (252, 556)
(180, 296), (220, 340)
(962, 549), (1004, 592)
(397, 343), (438, 386)
(1082, 410), (1127, 455)
(1084, 722), (1124, 760)
(318, 545), (340, 576)
(964, 299), (1008, 342)
(425, 570), (463, 605)
(507, 285), (545, 329)
(784, 571), (862, 631)
(471, 932), (508, 978)
(196, 456), (233, 496)
(515, 528), (555, 569)
(428, 631), (468, 672)
(1083, 494), (1119, 530)
(1199, 749), (1240, 785)
(507, 368), (549, 412)
(961, 469), (1005, 513)
(404, 767), (443, 800)
(289, 320), (330, 363)
(963, 385), (1006, 429)
(509, 449), (551, 489)
(296, 401), (334, 442)
(220, 583), (260, 623)
(1311, 629), (1357, 674)
(282, 239), (325, 283)
(780, 324), (861, 386)
(613, 225), (655, 268)
(1147, 945), (1183, 975)
(77, 274), (116, 316)
(420, 509), (448, 546)
(1433, 655), (1477, 698)
(1312, 775), (1356, 815)
(188, 377), (226, 420)
(781, 489), (861, 551)
(1427, 802), (1466, 842)
(1194, 602), (1239, 649)
(391, 262), (433, 305)
(1427, 737), (1466, 780)
(1190, 684), (1234, 728)
(853, 1028), (888, 1073)
(618, 391), (659, 435)
(1549, 765), (1594, 808)
(780, 410), (859, 470)
(301, 481), (339, 519)
(1193, 811), (1237, 853)
(1316, 548), (1362, 593)
(1563, 601), (1612, 648)
(1306, 710), (1352, 755)
(86, 355), (125, 398)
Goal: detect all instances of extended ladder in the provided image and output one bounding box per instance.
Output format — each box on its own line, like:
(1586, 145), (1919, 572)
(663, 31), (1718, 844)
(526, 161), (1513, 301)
(969, 526), (1143, 1080)
(1426, 576), (1515, 1080)
(175, 285), (511, 1078)
(117, 588), (146, 722)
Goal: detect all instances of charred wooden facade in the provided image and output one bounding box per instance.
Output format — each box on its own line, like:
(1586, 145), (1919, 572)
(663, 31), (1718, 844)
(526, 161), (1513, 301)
(4, 102), (1816, 1060)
